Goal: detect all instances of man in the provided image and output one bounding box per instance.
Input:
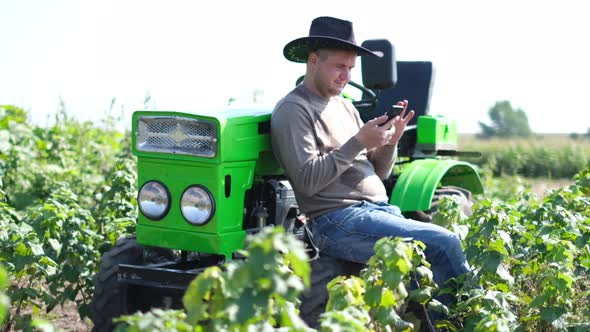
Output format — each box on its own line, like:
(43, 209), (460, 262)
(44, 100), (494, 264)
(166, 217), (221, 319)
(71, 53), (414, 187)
(271, 16), (469, 291)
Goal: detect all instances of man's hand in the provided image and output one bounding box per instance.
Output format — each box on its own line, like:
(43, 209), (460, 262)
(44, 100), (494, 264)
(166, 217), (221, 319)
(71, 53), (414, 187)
(355, 100), (415, 149)
(387, 100), (414, 146)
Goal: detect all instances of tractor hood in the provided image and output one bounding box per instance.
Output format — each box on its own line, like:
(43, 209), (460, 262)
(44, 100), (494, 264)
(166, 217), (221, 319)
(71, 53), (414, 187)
(132, 108), (276, 165)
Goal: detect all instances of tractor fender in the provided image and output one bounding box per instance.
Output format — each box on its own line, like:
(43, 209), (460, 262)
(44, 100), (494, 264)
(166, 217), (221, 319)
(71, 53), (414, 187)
(389, 159), (484, 212)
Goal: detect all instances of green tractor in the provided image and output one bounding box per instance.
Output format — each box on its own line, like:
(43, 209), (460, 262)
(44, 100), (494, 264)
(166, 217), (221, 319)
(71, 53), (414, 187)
(90, 39), (483, 331)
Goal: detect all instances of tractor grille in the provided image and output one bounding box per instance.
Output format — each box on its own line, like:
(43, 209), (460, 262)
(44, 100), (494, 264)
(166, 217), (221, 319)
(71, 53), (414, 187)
(136, 116), (217, 157)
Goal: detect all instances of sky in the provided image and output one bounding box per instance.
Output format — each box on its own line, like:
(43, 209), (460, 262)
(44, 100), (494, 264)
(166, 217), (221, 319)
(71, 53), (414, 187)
(1, 0), (589, 134)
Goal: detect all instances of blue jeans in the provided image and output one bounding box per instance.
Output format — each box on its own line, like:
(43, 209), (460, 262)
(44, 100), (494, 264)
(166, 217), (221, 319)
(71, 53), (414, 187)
(310, 201), (470, 289)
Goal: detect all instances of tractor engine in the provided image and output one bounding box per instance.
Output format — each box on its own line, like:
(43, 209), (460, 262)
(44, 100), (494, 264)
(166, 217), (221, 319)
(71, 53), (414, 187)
(243, 178), (303, 238)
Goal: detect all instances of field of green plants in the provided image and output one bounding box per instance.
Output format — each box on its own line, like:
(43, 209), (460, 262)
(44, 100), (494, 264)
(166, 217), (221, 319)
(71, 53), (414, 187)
(0, 106), (136, 331)
(1, 106), (589, 331)
(459, 134), (590, 179)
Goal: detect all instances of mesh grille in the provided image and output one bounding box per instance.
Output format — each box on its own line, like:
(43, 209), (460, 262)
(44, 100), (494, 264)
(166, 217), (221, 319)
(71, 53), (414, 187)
(146, 121), (176, 134)
(136, 116), (217, 157)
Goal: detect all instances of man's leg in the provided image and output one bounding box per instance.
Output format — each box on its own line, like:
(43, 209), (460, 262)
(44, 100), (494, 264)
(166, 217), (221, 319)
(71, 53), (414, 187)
(310, 201), (469, 288)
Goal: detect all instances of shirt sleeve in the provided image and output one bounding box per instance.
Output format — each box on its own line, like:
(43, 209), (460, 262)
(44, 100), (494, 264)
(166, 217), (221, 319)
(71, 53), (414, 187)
(271, 101), (365, 197)
(367, 145), (397, 179)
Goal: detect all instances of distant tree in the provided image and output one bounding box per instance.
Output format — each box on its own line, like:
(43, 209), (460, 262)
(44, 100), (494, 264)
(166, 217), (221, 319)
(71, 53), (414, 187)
(586, 127), (590, 139)
(478, 100), (532, 138)
(570, 132), (580, 140)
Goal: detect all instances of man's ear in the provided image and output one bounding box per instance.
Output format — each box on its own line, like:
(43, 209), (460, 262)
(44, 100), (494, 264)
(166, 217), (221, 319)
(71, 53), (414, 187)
(308, 51), (318, 66)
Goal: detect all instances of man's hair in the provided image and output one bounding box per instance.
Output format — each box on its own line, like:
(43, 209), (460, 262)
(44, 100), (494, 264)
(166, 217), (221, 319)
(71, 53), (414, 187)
(307, 49), (338, 62)
(316, 49), (332, 61)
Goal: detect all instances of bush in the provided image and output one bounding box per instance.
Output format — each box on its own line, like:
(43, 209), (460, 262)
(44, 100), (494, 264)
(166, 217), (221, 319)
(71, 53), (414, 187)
(0, 107), (136, 331)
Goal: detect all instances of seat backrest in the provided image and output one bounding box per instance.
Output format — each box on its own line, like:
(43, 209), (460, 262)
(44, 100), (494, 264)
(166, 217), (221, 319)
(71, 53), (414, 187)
(360, 61), (434, 127)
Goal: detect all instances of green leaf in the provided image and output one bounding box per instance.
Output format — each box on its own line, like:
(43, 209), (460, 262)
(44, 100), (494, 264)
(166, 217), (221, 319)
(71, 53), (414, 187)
(374, 306), (413, 331)
(540, 306), (566, 323)
(364, 285), (382, 307)
(415, 265), (434, 284)
(319, 306), (371, 332)
(427, 299), (449, 316)
(380, 288), (396, 307)
(489, 237), (509, 256)
(482, 251), (502, 274)
(183, 266), (224, 325)
(326, 276), (365, 311)
(408, 288), (432, 305)
(285, 249), (310, 287)
(495, 282), (509, 293)
(529, 295), (547, 308)
(0, 266), (8, 324)
(15, 242), (29, 256)
(382, 268), (403, 288)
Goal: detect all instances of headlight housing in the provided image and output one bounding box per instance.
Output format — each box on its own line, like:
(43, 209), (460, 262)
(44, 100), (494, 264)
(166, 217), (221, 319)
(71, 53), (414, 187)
(138, 181), (170, 220)
(136, 116), (217, 158)
(180, 185), (215, 225)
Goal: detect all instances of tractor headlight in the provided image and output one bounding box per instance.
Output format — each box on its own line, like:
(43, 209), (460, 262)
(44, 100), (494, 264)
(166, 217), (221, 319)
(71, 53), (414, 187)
(138, 181), (170, 220)
(180, 185), (215, 225)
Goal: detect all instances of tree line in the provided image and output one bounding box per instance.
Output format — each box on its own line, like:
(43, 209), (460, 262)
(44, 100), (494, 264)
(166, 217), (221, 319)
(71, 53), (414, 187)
(478, 100), (590, 139)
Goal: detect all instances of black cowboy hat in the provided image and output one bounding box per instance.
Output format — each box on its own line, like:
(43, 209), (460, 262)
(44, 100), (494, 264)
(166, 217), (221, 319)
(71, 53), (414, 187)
(283, 16), (382, 63)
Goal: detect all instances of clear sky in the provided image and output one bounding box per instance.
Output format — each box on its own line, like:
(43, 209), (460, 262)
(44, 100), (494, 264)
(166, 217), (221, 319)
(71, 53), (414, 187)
(1, 0), (589, 133)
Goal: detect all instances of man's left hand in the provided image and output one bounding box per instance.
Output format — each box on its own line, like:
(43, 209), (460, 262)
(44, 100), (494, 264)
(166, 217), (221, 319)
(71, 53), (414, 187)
(384, 100), (414, 146)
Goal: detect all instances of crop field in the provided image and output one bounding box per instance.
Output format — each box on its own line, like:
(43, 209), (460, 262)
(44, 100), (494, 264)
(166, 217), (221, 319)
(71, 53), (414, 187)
(1, 109), (589, 331)
(458, 134), (590, 179)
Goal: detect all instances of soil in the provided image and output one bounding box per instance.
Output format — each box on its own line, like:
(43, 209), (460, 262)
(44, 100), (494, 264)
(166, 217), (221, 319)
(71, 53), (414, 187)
(6, 298), (91, 331)
(44, 302), (91, 332)
(529, 178), (574, 198)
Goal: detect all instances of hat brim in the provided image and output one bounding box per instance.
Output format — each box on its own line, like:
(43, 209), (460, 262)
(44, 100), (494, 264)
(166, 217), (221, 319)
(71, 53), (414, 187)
(283, 36), (383, 63)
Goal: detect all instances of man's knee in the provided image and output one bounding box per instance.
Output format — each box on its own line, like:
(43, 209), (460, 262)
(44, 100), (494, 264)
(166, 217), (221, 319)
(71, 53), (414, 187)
(423, 227), (465, 260)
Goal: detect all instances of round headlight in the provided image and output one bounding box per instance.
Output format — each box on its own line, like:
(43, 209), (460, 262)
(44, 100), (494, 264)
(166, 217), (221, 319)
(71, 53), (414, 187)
(180, 185), (215, 225)
(138, 181), (170, 220)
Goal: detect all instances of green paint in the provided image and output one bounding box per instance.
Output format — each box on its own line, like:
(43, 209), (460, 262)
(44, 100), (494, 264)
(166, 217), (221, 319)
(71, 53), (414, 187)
(390, 159), (484, 212)
(416, 115), (457, 149)
(132, 109), (282, 255)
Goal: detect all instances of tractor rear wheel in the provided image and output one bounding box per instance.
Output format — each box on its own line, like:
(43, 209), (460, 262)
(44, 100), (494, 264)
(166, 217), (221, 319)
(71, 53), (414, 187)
(405, 185), (474, 222)
(299, 256), (364, 328)
(90, 235), (175, 332)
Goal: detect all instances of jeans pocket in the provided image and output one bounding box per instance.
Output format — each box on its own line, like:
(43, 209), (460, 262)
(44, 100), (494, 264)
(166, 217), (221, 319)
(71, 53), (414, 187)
(310, 212), (346, 252)
(315, 233), (332, 252)
(375, 201), (403, 217)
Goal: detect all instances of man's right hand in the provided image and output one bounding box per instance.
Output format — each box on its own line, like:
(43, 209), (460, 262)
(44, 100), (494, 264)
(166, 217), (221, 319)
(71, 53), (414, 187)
(355, 100), (415, 150)
(354, 114), (396, 150)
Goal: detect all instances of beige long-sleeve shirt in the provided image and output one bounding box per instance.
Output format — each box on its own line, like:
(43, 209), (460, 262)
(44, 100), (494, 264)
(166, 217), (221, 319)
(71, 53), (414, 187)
(270, 85), (396, 219)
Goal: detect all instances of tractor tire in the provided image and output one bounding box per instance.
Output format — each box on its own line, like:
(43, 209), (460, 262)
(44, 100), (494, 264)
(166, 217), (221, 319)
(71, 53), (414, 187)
(299, 255), (364, 328)
(90, 235), (175, 332)
(405, 185), (474, 223)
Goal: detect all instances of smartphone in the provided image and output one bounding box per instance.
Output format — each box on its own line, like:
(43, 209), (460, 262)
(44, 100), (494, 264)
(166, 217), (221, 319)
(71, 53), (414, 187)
(379, 105), (404, 126)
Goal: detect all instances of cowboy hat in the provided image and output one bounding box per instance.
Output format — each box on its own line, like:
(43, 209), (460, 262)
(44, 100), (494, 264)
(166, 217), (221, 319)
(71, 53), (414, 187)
(283, 16), (382, 63)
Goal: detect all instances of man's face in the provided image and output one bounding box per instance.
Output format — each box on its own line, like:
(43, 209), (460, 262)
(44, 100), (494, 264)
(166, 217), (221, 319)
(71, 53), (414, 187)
(309, 49), (357, 98)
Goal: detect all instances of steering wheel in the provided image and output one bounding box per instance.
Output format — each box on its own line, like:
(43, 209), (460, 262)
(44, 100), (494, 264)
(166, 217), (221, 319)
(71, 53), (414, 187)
(295, 76), (377, 112)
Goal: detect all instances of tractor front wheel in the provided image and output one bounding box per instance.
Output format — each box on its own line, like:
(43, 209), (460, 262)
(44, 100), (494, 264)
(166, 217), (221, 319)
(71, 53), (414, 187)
(90, 235), (175, 332)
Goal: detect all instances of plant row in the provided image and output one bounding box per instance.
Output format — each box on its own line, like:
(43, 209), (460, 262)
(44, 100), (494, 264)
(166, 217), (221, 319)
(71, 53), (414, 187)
(460, 136), (590, 178)
(0, 106), (137, 331)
